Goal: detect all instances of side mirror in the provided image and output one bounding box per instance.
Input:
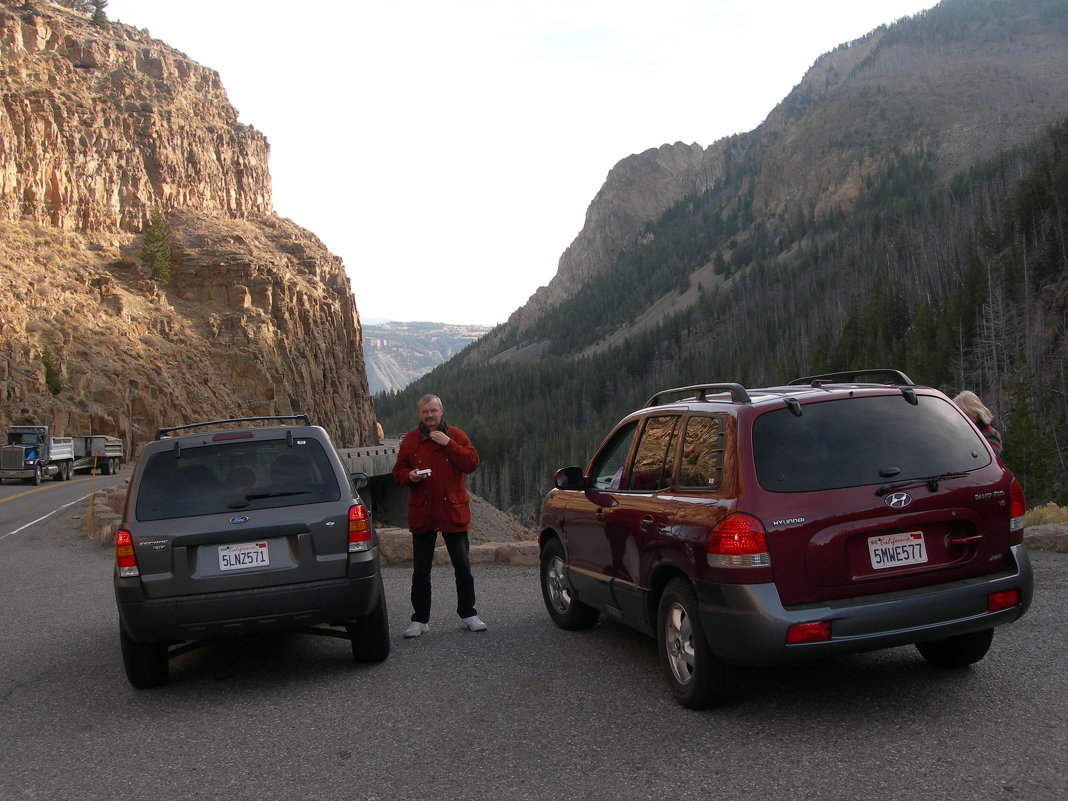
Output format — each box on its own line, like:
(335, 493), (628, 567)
(350, 471), (369, 490)
(553, 466), (585, 491)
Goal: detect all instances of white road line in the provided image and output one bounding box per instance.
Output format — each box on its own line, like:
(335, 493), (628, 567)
(0, 493), (92, 542)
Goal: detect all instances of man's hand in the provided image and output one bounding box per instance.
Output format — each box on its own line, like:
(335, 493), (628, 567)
(428, 430), (451, 446)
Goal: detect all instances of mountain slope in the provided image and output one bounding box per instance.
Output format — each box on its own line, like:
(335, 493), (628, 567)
(364, 321), (489, 394)
(376, 0), (1068, 518)
(465, 0), (1068, 365)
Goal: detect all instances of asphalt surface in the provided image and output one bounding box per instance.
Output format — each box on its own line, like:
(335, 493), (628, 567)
(1, 499), (1066, 801)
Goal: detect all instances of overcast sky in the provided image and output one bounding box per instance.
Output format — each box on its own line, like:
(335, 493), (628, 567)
(103, 0), (938, 326)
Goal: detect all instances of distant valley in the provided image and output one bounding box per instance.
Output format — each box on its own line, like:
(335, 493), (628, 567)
(363, 321), (490, 394)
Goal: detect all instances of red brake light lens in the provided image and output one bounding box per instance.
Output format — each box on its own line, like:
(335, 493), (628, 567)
(988, 589), (1020, 613)
(707, 513), (770, 567)
(1008, 480), (1027, 543)
(114, 529), (139, 577)
(786, 621), (831, 644)
(348, 505), (372, 552)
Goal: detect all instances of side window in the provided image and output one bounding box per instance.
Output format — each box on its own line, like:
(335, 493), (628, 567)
(590, 421), (638, 489)
(626, 415), (680, 492)
(678, 415), (724, 489)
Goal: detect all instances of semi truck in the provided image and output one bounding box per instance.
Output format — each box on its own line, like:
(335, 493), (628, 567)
(72, 435), (124, 475)
(0, 425), (75, 484)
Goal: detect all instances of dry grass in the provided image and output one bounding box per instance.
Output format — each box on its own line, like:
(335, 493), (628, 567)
(1025, 502), (1068, 527)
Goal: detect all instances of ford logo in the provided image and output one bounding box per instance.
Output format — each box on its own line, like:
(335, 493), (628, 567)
(229, 515), (251, 524)
(884, 492), (913, 509)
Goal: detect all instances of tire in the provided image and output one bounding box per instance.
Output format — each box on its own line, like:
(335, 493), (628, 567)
(347, 577), (391, 663)
(540, 538), (599, 630)
(916, 628), (994, 668)
(32, 464), (42, 485)
(119, 625), (169, 689)
(657, 578), (731, 709)
(101, 458), (112, 476)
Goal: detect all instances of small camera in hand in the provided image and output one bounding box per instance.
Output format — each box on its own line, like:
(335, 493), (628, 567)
(415, 468), (432, 477)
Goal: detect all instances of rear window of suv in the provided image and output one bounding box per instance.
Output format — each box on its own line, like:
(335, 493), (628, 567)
(752, 394), (991, 492)
(135, 438), (341, 521)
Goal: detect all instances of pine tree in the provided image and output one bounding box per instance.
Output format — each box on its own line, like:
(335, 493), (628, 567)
(140, 208), (172, 284)
(90, 0), (108, 28)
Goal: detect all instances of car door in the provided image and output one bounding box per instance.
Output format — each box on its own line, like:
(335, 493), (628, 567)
(599, 414), (681, 625)
(563, 420), (639, 609)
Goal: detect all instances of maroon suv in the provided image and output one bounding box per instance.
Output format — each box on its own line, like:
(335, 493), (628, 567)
(538, 371), (1033, 709)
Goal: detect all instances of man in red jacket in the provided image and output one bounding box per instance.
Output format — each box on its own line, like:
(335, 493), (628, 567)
(392, 394), (487, 637)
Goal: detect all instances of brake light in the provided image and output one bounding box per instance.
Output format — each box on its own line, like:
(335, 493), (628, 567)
(988, 588), (1020, 612)
(114, 529), (139, 577)
(1008, 479), (1027, 543)
(348, 504), (372, 552)
(786, 621), (831, 644)
(707, 513), (770, 567)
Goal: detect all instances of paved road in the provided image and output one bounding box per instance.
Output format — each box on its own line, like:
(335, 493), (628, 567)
(1, 498), (1065, 801)
(0, 468), (127, 542)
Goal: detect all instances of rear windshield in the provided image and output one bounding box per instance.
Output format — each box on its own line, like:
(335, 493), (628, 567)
(752, 394), (992, 492)
(136, 438), (341, 521)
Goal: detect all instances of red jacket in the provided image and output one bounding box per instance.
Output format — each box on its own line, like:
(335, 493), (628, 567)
(392, 423), (479, 533)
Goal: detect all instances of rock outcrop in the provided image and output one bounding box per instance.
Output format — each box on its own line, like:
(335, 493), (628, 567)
(466, 1), (1068, 365)
(0, 1), (377, 450)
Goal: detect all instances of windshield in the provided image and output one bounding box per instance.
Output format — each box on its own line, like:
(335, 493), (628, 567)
(136, 438), (341, 521)
(752, 394), (991, 492)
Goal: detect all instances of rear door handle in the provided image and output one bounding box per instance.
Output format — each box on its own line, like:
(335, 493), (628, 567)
(948, 535), (983, 546)
(640, 514), (654, 533)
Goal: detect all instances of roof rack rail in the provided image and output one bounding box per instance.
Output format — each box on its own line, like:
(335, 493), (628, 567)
(788, 369), (914, 388)
(645, 383), (752, 408)
(155, 414), (312, 440)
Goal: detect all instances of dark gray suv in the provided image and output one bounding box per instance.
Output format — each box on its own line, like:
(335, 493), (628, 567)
(114, 416), (389, 688)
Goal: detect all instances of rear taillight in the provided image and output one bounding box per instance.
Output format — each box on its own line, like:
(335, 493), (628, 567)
(1008, 479), (1027, 543)
(707, 513), (770, 567)
(348, 504), (372, 552)
(988, 588), (1021, 613)
(114, 529), (139, 577)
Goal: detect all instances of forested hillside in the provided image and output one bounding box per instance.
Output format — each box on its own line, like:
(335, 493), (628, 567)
(375, 0), (1068, 522)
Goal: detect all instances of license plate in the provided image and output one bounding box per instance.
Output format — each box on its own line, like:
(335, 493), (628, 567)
(868, 531), (927, 569)
(219, 541), (269, 571)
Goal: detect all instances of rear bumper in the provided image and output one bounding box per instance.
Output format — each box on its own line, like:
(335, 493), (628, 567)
(116, 552), (383, 644)
(694, 544), (1034, 665)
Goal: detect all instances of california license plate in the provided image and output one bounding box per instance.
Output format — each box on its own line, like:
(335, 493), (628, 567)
(219, 541), (269, 571)
(868, 531), (928, 569)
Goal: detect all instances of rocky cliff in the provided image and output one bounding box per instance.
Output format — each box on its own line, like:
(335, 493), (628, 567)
(466, 0), (1068, 365)
(0, 0), (377, 450)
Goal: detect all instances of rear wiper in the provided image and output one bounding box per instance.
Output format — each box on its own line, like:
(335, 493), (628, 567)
(875, 472), (968, 496)
(244, 490), (309, 500)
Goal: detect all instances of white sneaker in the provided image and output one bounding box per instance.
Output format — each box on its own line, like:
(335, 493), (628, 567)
(404, 621), (429, 638)
(461, 615), (488, 632)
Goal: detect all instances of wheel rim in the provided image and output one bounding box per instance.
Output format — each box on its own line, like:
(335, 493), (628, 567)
(664, 601), (696, 686)
(545, 556), (573, 614)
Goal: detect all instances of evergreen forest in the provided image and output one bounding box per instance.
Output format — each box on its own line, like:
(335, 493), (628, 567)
(375, 115), (1068, 525)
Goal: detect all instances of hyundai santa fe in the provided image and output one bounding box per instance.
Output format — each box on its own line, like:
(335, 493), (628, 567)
(538, 370), (1033, 709)
(114, 416), (390, 688)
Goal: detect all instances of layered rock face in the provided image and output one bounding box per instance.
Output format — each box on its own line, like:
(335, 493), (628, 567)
(0, 1), (378, 450)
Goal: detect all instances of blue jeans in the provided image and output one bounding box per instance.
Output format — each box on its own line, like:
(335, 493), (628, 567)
(410, 530), (477, 623)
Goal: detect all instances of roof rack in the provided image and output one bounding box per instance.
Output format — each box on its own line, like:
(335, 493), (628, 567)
(645, 383), (752, 408)
(788, 369), (914, 388)
(155, 415), (312, 440)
